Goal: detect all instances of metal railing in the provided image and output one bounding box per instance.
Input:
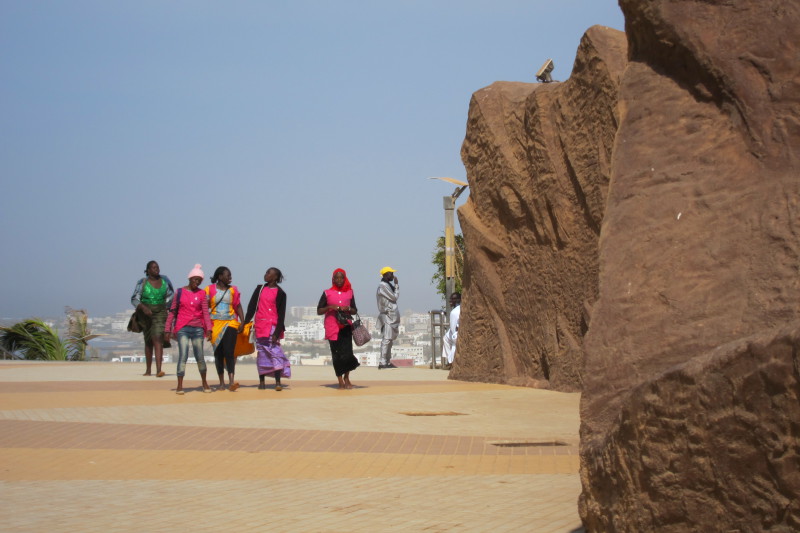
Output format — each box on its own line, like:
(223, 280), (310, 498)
(429, 310), (449, 369)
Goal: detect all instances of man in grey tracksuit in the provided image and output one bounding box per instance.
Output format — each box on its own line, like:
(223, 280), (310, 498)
(376, 266), (400, 369)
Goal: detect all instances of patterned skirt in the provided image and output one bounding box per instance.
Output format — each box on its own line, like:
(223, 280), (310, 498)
(139, 304), (167, 343)
(256, 334), (291, 378)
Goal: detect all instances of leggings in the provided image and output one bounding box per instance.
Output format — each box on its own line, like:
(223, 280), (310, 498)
(176, 326), (206, 377)
(214, 326), (237, 375)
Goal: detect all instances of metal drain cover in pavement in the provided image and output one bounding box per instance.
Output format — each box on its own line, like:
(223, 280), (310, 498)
(488, 440), (568, 447)
(400, 411), (466, 416)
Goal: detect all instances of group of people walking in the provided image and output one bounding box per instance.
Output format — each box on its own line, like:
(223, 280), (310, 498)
(131, 261), (291, 394)
(131, 261), (404, 394)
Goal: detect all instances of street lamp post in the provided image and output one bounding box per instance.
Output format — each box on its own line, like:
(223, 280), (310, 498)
(430, 177), (468, 314)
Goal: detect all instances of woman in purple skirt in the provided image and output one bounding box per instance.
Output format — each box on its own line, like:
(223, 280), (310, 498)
(245, 267), (290, 391)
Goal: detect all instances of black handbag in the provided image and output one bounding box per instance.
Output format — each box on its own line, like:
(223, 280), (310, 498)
(127, 312), (142, 333)
(335, 310), (350, 326)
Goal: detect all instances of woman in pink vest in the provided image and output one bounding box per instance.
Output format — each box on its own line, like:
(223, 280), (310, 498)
(317, 268), (360, 389)
(245, 267), (290, 391)
(165, 264), (213, 395)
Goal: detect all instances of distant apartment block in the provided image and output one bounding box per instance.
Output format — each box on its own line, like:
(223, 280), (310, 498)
(284, 321), (326, 342)
(289, 306), (319, 321)
(392, 345), (424, 359)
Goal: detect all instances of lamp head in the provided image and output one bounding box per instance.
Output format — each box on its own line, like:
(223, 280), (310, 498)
(535, 59), (554, 83)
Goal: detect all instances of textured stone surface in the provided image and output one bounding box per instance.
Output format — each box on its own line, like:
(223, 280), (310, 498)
(581, 327), (800, 532)
(452, 25), (627, 391)
(580, 0), (800, 530)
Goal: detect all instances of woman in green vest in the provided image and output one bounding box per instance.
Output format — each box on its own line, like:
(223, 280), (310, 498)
(131, 260), (175, 376)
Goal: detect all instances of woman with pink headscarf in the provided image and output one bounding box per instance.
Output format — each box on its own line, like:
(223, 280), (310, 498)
(317, 268), (360, 389)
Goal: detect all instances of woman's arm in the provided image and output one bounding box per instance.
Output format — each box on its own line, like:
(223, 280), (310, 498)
(201, 293), (212, 340)
(317, 293), (329, 315)
(244, 285), (261, 323)
(164, 289), (180, 339)
(232, 288), (245, 332)
(131, 278), (144, 308)
(163, 276), (175, 307)
(235, 303), (245, 333)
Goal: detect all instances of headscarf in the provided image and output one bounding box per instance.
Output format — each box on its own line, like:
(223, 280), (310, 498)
(330, 268), (352, 292)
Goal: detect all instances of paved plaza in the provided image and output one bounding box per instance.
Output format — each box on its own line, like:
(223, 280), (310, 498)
(0, 361), (583, 532)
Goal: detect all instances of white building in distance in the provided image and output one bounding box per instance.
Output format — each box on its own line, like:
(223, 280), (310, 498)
(289, 306), (319, 321)
(284, 321), (325, 342)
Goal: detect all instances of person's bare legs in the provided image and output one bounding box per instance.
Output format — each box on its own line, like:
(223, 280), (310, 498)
(217, 372), (226, 390)
(337, 375), (346, 389)
(176, 375), (184, 394)
(143, 340), (153, 376)
(153, 336), (165, 377)
(228, 371), (238, 391)
(344, 372), (353, 389)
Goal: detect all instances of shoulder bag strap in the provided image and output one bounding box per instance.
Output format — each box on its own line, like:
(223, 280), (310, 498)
(251, 285), (265, 322)
(257, 285), (265, 314)
(211, 287), (229, 315)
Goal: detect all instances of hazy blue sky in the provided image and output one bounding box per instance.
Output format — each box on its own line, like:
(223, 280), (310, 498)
(0, 1), (624, 319)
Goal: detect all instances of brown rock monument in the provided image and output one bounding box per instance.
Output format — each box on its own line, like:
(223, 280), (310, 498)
(452, 25), (627, 391)
(455, 0), (800, 530)
(580, 0), (800, 530)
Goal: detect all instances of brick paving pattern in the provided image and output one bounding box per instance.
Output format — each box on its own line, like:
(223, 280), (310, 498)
(0, 362), (584, 532)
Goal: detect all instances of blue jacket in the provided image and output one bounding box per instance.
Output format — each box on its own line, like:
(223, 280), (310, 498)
(131, 276), (175, 308)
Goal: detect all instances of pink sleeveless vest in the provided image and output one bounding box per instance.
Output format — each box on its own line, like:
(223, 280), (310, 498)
(255, 287), (281, 339)
(324, 288), (353, 341)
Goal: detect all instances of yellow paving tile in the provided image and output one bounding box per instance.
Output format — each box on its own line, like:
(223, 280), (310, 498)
(0, 362), (584, 532)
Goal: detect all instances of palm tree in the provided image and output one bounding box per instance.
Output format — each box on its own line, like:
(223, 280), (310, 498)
(0, 319), (68, 360)
(0, 345), (18, 360)
(64, 307), (97, 361)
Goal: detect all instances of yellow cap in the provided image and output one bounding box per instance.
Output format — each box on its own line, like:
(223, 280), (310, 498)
(380, 266), (396, 276)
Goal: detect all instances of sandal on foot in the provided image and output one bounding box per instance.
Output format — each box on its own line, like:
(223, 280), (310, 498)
(176, 390), (185, 395)
(203, 388), (213, 394)
(156, 371), (166, 378)
(228, 382), (239, 392)
(275, 384), (283, 391)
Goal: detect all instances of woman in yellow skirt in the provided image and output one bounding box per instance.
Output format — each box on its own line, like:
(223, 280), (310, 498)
(205, 266), (245, 391)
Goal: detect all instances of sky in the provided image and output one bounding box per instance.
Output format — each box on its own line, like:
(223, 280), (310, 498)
(0, 1), (625, 319)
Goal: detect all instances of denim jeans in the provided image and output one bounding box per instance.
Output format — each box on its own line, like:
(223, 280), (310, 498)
(176, 326), (207, 377)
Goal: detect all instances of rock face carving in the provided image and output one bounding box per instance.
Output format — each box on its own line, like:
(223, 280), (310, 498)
(451, 25), (627, 391)
(579, 0), (800, 531)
